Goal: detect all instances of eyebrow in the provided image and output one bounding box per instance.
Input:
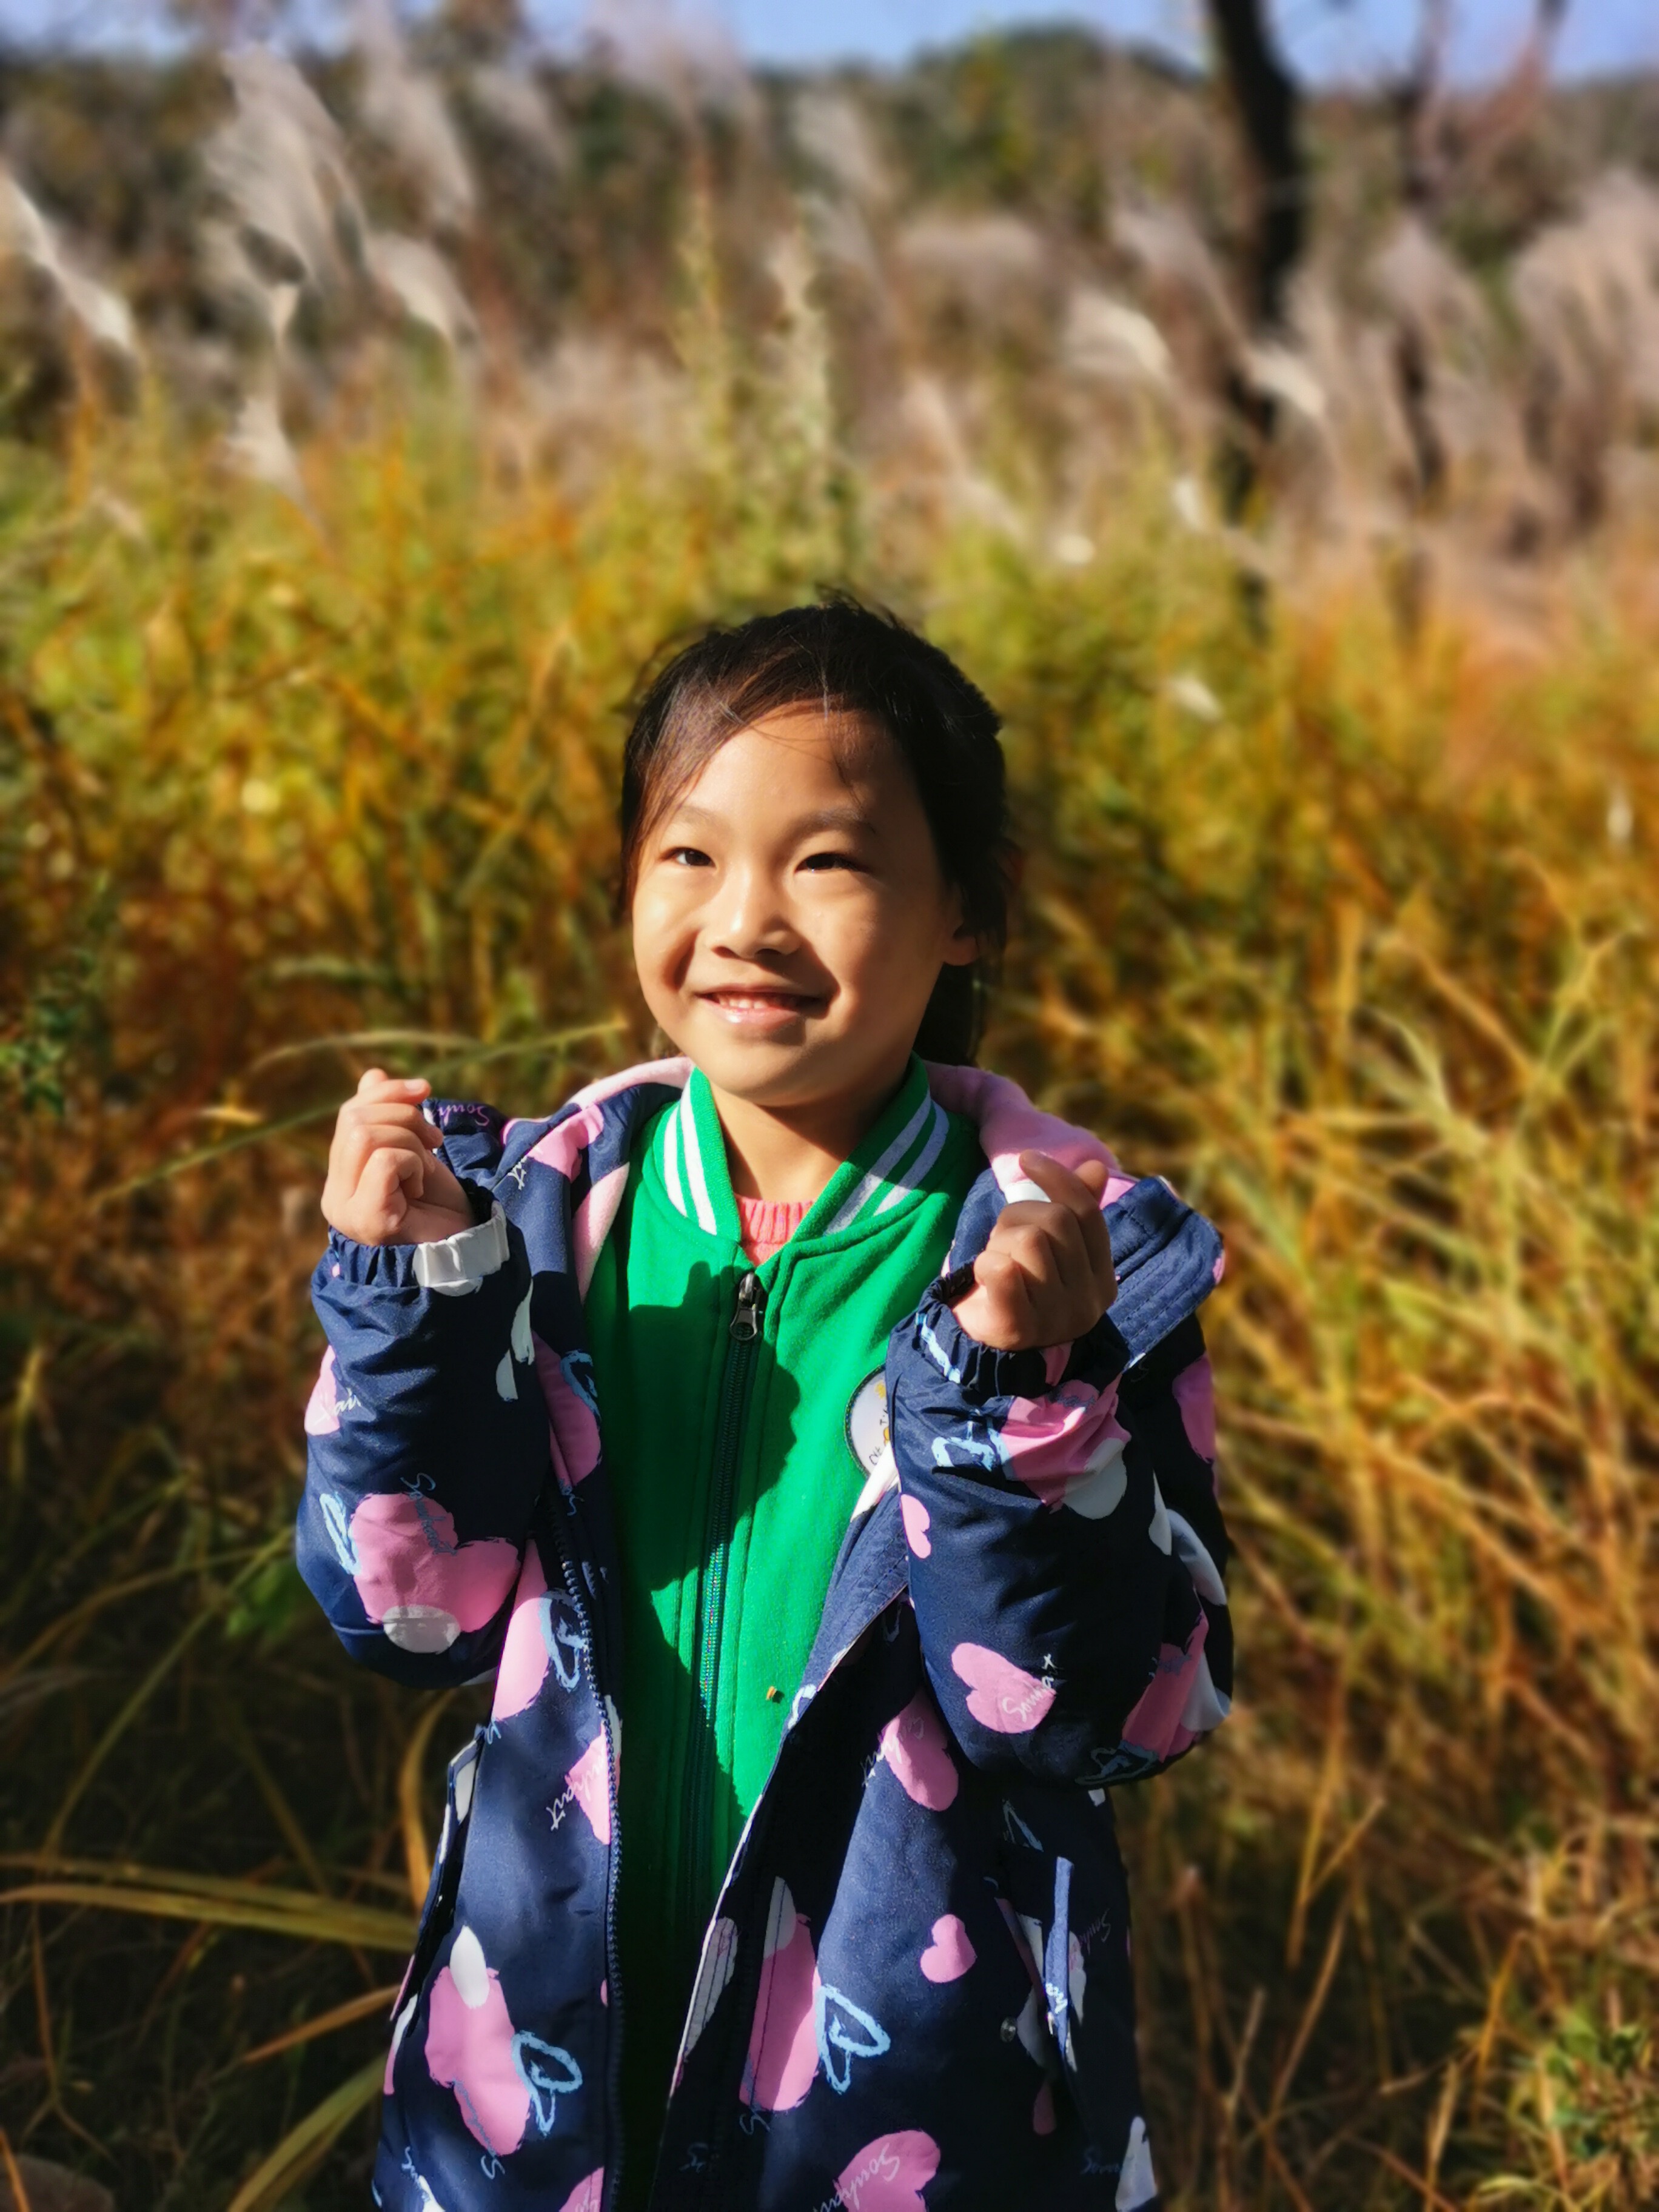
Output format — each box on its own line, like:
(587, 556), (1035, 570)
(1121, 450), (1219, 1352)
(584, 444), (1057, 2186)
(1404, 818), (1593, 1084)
(668, 801), (875, 837)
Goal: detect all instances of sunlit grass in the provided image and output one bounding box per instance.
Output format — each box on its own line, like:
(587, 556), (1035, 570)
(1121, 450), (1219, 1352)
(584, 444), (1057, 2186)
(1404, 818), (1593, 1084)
(2, 384), (1655, 2208)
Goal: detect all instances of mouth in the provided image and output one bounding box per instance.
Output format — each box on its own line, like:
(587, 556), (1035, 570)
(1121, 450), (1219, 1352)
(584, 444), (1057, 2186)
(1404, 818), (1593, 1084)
(696, 988), (823, 1028)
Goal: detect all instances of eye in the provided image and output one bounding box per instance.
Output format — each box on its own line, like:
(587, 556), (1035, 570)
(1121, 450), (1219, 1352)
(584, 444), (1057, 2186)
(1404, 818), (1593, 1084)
(663, 846), (713, 868)
(800, 851), (861, 873)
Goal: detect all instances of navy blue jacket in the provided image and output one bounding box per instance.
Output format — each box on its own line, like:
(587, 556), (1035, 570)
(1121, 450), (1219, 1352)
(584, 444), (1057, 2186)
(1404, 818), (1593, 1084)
(297, 1060), (1232, 2212)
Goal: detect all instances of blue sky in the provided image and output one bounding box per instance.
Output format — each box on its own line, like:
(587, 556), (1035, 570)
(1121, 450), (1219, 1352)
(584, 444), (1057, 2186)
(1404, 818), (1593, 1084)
(8, 0), (1655, 84)
(717, 0), (1656, 84)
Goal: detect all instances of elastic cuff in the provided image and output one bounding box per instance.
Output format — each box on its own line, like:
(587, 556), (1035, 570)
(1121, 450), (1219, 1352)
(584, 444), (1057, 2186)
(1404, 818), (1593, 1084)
(913, 1288), (1050, 1403)
(411, 1203), (510, 1295)
(913, 1284), (1130, 1403)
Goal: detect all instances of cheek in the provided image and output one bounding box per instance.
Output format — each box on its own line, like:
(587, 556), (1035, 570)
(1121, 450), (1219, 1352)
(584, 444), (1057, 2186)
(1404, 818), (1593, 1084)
(630, 890), (696, 993)
(828, 890), (944, 991)
(797, 897), (888, 989)
(839, 916), (902, 980)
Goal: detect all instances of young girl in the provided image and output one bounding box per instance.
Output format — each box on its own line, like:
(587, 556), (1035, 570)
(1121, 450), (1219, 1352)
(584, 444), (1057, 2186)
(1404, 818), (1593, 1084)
(300, 602), (1231, 2212)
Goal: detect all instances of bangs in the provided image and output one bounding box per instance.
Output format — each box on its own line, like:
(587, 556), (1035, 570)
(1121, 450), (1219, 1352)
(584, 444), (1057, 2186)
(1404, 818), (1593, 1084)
(620, 671), (873, 905)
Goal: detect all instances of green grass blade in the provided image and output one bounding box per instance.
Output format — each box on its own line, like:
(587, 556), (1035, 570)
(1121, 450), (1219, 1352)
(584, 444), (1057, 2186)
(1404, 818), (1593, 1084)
(225, 2054), (386, 2212)
(0, 1875), (414, 1952)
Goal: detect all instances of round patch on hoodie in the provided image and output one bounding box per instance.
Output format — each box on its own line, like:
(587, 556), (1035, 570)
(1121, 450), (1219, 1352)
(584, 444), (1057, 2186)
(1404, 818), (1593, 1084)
(846, 1369), (893, 1480)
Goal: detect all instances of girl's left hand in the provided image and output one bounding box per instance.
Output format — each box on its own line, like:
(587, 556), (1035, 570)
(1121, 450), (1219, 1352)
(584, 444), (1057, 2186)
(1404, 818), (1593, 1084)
(951, 1151), (1118, 1352)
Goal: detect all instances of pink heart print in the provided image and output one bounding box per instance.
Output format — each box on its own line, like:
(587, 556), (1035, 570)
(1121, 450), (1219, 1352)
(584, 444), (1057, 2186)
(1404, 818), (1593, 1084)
(492, 1543), (552, 1721)
(949, 1643), (1056, 1734)
(348, 1490), (519, 1652)
(1171, 1353), (1216, 1461)
(836, 2130), (941, 2212)
(525, 1101), (605, 1179)
(424, 1926), (529, 2154)
(304, 1347), (341, 1435)
(918, 1914), (975, 1983)
(899, 1493), (932, 1556)
(740, 1880), (819, 2113)
(878, 1690), (959, 1810)
(532, 1337), (602, 1489)
(995, 1382), (1131, 1518)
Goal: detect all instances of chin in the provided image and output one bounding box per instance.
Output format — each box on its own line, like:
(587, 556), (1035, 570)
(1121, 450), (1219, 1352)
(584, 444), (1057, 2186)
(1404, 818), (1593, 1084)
(697, 1044), (823, 1098)
(694, 1033), (858, 1104)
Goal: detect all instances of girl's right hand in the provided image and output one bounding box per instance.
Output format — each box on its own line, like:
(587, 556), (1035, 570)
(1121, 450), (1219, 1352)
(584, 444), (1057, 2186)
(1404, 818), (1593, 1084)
(320, 1070), (477, 1247)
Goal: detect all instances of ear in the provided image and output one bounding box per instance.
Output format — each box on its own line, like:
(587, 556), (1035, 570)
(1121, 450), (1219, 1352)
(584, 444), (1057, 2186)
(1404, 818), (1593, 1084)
(939, 884), (979, 968)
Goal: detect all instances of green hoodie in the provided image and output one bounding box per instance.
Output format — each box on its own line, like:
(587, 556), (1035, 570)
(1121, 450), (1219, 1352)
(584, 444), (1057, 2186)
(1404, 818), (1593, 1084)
(583, 1054), (980, 2164)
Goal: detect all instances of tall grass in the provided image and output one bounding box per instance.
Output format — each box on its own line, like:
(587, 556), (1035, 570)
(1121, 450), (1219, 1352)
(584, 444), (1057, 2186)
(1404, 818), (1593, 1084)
(2, 381), (1655, 2210)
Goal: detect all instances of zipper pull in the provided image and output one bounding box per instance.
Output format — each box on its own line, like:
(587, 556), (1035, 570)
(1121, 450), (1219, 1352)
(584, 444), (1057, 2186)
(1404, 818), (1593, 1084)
(730, 1270), (766, 1342)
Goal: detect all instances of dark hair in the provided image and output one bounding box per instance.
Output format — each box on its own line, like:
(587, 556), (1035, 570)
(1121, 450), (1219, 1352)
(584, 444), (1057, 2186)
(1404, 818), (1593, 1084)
(618, 598), (1016, 1063)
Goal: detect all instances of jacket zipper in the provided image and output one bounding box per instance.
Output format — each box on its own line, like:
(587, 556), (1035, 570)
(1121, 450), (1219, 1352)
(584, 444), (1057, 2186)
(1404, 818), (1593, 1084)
(678, 1267), (767, 1981)
(543, 1503), (627, 2212)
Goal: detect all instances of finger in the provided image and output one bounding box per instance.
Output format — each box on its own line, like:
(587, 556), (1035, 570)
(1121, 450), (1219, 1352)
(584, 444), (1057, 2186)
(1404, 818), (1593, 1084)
(965, 1247), (1042, 1348)
(339, 1098), (445, 1150)
(338, 1122), (433, 1176)
(994, 1252), (1100, 1344)
(422, 1151), (472, 1217)
(1073, 1157), (1108, 1201)
(337, 1096), (444, 1167)
(992, 1213), (1087, 1302)
(329, 1131), (431, 1214)
(1017, 1151), (1107, 1224)
(1017, 1151), (1113, 1282)
(333, 1119), (443, 1202)
(355, 1067), (433, 1106)
(355, 1145), (421, 1236)
(984, 1207), (1117, 1340)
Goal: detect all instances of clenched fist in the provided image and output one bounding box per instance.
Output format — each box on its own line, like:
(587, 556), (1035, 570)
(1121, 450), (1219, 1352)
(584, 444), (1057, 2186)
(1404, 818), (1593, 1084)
(950, 1151), (1118, 1352)
(320, 1069), (475, 1247)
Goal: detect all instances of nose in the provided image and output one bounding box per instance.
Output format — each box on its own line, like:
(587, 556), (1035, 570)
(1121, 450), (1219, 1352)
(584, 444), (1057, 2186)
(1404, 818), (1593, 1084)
(709, 864), (797, 962)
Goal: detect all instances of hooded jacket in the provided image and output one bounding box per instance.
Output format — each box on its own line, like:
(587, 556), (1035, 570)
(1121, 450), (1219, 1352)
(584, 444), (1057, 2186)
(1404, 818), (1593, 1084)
(297, 1059), (1232, 2212)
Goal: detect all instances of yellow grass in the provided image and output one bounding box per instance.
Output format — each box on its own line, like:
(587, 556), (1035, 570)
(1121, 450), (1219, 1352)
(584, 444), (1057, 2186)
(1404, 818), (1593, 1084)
(1, 383), (1655, 2208)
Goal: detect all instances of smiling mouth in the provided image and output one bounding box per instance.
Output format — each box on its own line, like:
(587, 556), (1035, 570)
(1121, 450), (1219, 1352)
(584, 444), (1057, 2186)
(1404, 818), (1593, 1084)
(698, 988), (821, 1016)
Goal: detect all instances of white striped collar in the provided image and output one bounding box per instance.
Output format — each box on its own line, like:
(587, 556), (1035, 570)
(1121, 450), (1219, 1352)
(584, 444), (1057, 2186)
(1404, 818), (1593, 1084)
(653, 1058), (953, 1248)
(657, 1064), (729, 1239)
(825, 1093), (950, 1235)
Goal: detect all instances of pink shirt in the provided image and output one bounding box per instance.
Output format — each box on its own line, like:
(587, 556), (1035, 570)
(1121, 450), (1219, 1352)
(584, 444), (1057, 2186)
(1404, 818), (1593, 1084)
(735, 1193), (808, 1265)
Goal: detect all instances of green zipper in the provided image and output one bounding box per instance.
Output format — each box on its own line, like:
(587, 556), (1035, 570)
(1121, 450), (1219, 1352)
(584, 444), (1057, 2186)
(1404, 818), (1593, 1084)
(678, 1265), (767, 1972)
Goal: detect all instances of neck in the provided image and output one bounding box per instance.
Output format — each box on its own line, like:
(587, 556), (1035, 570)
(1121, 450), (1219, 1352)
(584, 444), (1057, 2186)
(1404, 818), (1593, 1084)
(708, 1062), (910, 1205)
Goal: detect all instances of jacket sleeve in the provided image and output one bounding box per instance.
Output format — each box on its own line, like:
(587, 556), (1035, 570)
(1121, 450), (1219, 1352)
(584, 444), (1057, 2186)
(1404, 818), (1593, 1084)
(295, 1119), (554, 1689)
(886, 1177), (1231, 1788)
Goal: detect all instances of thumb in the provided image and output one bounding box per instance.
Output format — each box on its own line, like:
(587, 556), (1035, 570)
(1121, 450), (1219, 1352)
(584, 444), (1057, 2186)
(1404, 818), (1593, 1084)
(1074, 1157), (1109, 1202)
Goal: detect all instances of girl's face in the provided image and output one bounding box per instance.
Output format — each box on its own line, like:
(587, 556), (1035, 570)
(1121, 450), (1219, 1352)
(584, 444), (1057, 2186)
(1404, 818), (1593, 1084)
(631, 708), (977, 1114)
